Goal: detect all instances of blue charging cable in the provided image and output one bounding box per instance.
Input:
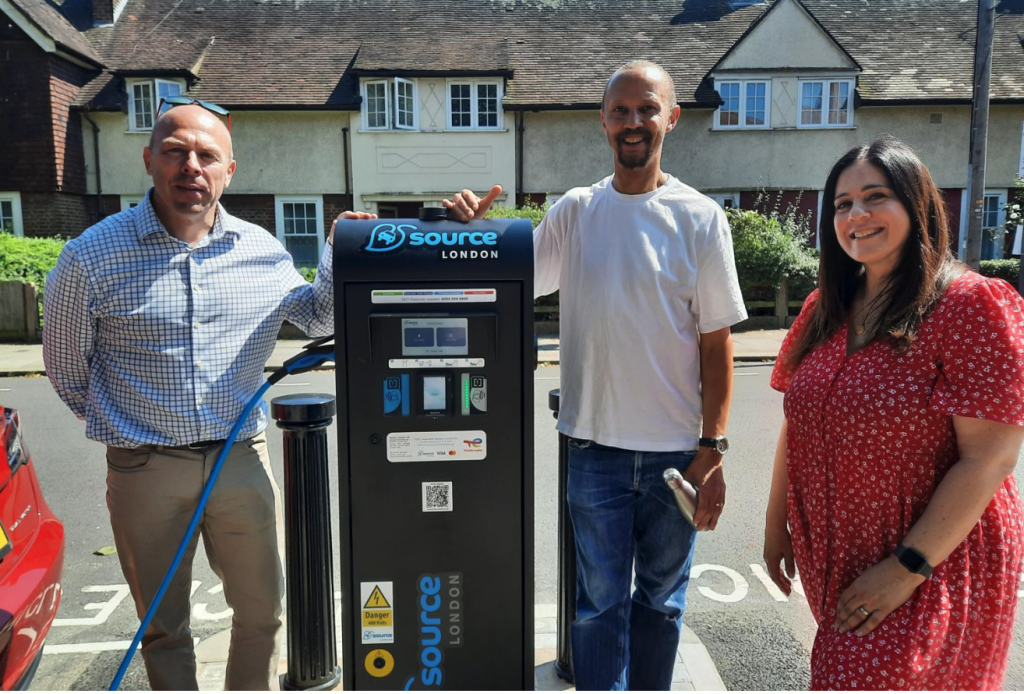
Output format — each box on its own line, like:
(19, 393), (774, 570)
(109, 336), (336, 691)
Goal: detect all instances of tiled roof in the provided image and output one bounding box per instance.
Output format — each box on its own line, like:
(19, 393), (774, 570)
(59, 0), (1024, 111)
(9, 0), (103, 66)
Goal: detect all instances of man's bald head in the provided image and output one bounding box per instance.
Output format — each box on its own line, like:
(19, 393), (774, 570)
(602, 60), (677, 112)
(149, 104), (233, 160)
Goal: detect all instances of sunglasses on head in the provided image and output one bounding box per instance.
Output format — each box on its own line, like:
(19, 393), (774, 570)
(157, 96), (232, 131)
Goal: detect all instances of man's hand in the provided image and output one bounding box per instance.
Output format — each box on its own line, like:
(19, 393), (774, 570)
(329, 210), (377, 245)
(442, 184), (503, 222)
(682, 448), (726, 531)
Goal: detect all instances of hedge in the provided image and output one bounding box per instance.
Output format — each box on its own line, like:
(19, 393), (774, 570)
(978, 258), (1020, 285)
(0, 233), (65, 290)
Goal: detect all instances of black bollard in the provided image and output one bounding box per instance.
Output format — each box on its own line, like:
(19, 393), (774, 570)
(549, 389), (575, 683)
(272, 393), (341, 691)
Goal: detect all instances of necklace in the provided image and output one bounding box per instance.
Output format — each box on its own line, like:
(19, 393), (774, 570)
(851, 297), (877, 336)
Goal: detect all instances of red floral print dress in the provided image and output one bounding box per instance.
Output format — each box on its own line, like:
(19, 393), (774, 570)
(771, 272), (1024, 690)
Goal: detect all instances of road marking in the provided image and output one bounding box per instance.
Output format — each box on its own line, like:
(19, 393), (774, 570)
(52, 585), (131, 627)
(748, 563), (789, 602)
(45, 637), (200, 655)
(691, 564), (749, 603)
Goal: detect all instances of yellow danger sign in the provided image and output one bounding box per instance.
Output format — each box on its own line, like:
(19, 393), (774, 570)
(362, 609), (394, 627)
(363, 585), (391, 609)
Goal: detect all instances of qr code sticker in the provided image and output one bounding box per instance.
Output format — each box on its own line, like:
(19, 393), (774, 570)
(422, 482), (453, 512)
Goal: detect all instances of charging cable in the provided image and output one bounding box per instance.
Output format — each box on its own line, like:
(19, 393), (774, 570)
(109, 335), (336, 691)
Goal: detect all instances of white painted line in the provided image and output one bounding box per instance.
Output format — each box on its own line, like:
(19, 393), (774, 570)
(734, 373), (759, 377)
(44, 640), (136, 654)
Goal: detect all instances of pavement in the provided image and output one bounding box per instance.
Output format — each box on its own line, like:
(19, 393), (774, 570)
(0, 330), (785, 376)
(193, 604), (725, 691)
(5, 329), (783, 690)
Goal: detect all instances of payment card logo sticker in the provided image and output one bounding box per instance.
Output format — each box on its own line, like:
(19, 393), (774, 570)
(387, 431), (487, 463)
(360, 582), (394, 644)
(365, 648), (395, 678)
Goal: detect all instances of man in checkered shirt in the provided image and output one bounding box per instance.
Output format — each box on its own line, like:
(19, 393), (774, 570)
(42, 104), (372, 690)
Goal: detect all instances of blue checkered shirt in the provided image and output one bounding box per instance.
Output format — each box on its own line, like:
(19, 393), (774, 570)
(42, 191), (334, 448)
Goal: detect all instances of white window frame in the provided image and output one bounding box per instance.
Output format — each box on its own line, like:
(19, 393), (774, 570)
(797, 79), (855, 129)
(0, 192), (24, 237)
(120, 195), (143, 211)
(126, 78), (185, 132)
(274, 195), (325, 266)
(360, 78), (419, 131)
(445, 79), (504, 131)
(713, 79), (771, 130)
(981, 189), (1008, 260)
(710, 192), (741, 209)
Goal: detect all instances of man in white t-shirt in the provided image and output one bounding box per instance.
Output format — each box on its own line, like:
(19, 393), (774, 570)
(444, 61), (747, 690)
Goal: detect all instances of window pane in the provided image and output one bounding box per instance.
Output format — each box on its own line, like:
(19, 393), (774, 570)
(745, 82), (766, 126)
(719, 82), (740, 127)
(366, 83), (387, 128)
(828, 82), (850, 125)
(396, 80), (415, 128)
(801, 82), (823, 125)
(450, 84), (471, 128)
(476, 83), (498, 128)
(157, 81), (182, 101)
(133, 82), (154, 129)
(287, 236), (319, 267)
(0, 200), (12, 233)
(983, 195), (1002, 229)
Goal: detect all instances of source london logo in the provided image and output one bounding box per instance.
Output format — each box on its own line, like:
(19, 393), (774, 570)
(362, 223), (500, 260)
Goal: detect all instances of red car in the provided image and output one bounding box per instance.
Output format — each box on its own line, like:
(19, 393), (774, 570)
(0, 406), (65, 690)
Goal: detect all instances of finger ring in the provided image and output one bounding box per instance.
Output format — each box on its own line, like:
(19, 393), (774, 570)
(857, 606), (870, 618)
(715, 503), (724, 507)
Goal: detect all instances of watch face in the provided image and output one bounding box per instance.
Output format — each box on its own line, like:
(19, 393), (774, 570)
(715, 438), (729, 454)
(898, 546), (927, 573)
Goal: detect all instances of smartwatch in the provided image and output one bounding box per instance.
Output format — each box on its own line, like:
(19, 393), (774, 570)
(698, 436), (729, 455)
(894, 544), (933, 578)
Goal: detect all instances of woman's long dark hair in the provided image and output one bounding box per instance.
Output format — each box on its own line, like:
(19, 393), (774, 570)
(788, 136), (965, 368)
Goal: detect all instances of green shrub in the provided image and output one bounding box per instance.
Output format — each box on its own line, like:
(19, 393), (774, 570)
(978, 258), (1020, 284)
(483, 201), (548, 228)
(726, 207), (817, 296)
(0, 233), (65, 289)
(298, 266), (317, 283)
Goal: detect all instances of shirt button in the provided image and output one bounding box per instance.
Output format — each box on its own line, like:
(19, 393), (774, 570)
(192, 284), (200, 292)
(197, 397), (204, 405)
(195, 359), (203, 366)
(193, 322), (199, 329)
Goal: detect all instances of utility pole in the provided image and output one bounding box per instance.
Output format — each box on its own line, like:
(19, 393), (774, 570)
(964, 0), (995, 270)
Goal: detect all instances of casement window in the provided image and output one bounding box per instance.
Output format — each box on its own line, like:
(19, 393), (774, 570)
(710, 192), (741, 210)
(275, 196), (325, 267)
(798, 79), (854, 128)
(714, 80), (770, 130)
(981, 190), (1008, 260)
(120, 195), (143, 211)
(126, 78), (185, 131)
(362, 78), (418, 131)
(446, 80), (503, 130)
(0, 192), (23, 237)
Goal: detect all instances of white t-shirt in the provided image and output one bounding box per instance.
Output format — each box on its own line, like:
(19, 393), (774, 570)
(535, 175), (747, 452)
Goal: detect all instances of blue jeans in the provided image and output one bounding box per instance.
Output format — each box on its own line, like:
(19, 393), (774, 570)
(567, 439), (698, 691)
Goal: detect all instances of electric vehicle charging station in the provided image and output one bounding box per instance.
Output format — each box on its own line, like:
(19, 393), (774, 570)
(333, 213), (535, 690)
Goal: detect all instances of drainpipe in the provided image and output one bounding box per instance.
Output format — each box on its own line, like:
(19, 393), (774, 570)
(342, 126), (351, 209)
(516, 111), (524, 206)
(81, 111), (102, 221)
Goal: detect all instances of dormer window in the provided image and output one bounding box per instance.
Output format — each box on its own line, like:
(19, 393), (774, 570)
(446, 79), (503, 130)
(713, 79), (770, 130)
(798, 79), (854, 128)
(126, 78), (185, 131)
(362, 78), (418, 131)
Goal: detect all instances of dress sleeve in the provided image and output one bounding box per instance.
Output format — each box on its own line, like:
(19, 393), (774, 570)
(929, 276), (1024, 426)
(770, 288), (820, 393)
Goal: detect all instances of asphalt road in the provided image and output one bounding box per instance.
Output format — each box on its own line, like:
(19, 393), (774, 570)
(3, 365), (1023, 690)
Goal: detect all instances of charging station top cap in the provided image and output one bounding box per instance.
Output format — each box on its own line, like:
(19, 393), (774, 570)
(271, 393), (336, 423)
(418, 206), (448, 221)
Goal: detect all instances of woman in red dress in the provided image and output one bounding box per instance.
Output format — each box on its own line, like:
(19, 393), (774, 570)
(764, 137), (1024, 690)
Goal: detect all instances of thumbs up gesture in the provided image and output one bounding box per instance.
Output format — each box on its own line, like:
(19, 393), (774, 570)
(442, 184), (503, 222)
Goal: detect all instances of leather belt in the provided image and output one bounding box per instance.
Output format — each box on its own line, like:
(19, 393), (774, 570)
(182, 439), (228, 450)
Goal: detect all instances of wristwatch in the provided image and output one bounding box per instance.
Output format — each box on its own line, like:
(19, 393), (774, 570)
(894, 544), (934, 578)
(698, 436), (729, 455)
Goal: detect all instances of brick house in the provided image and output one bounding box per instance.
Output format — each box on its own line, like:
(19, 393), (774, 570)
(3, 0), (1024, 261)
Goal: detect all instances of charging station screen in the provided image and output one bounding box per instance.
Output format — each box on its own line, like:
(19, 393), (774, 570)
(422, 376), (447, 411)
(401, 318), (468, 356)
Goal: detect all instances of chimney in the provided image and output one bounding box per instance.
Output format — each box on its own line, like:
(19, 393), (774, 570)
(93, 0), (127, 26)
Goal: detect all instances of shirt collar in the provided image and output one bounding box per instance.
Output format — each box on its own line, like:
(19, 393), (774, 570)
(134, 189), (244, 243)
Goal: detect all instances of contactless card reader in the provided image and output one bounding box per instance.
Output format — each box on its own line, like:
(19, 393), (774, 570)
(333, 215), (534, 690)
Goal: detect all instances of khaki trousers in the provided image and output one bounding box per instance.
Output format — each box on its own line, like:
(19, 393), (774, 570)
(106, 433), (284, 691)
